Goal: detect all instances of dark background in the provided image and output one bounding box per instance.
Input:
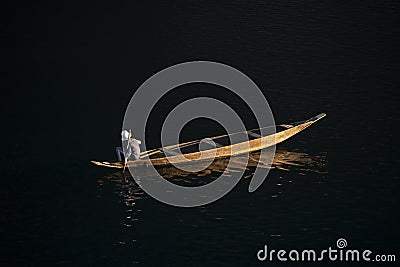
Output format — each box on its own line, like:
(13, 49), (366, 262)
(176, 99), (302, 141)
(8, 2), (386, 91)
(2, 0), (399, 266)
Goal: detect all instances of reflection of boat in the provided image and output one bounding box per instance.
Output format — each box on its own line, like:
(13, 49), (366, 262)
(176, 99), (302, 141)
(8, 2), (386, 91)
(96, 148), (326, 218)
(92, 113), (326, 168)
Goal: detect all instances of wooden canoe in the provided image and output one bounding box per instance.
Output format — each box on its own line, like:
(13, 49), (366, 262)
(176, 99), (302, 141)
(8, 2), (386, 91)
(91, 113), (326, 169)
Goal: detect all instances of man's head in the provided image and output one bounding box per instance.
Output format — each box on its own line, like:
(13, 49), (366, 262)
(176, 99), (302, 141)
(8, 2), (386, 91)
(121, 130), (131, 141)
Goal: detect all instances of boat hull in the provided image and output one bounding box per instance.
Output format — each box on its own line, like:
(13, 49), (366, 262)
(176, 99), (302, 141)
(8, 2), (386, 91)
(91, 113), (326, 169)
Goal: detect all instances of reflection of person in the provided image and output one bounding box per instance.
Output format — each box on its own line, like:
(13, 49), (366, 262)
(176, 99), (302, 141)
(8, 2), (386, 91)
(116, 130), (142, 162)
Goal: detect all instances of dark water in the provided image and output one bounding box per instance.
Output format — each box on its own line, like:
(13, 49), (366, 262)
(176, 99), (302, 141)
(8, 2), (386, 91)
(2, 1), (399, 266)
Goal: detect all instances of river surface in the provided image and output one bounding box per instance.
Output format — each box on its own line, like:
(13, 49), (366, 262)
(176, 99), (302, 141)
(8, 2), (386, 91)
(2, 1), (399, 266)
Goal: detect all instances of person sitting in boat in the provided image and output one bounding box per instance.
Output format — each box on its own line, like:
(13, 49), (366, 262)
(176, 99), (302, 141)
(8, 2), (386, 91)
(116, 130), (141, 162)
